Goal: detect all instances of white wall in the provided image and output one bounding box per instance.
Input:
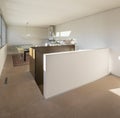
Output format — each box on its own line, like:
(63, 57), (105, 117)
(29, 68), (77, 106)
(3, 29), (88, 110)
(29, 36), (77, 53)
(56, 8), (120, 77)
(7, 25), (48, 46)
(44, 49), (110, 98)
(56, 12), (108, 49)
(0, 45), (7, 77)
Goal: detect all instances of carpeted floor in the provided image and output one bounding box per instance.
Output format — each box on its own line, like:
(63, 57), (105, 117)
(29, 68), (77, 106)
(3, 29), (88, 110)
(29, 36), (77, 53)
(12, 54), (29, 66)
(1, 55), (120, 118)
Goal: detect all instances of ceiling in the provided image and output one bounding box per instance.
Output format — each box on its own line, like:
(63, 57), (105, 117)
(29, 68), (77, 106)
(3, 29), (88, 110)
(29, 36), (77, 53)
(0, 0), (120, 27)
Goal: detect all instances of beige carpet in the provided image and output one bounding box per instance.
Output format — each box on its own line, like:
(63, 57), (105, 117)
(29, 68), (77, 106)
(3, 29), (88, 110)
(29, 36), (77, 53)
(12, 54), (29, 66)
(1, 55), (120, 118)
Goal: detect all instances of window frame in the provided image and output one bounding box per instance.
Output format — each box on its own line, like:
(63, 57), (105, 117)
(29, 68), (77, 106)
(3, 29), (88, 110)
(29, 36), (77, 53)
(0, 15), (2, 48)
(0, 15), (7, 48)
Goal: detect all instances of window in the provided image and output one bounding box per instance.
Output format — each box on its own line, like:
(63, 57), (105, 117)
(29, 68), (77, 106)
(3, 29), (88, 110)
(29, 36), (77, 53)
(56, 32), (60, 37)
(56, 31), (71, 38)
(0, 16), (2, 48)
(0, 15), (7, 48)
(2, 18), (7, 46)
(61, 31), (71, 37)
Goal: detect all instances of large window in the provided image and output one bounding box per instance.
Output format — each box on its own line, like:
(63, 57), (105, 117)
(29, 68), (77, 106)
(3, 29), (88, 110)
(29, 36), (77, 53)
(2, 18), (7, 46)
(0, 16), (2, 48)
(0, 15), (7, 48)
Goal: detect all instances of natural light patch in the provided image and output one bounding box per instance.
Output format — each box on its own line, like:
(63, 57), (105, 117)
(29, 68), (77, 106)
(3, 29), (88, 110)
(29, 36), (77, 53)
(118, 56), (120, 60)
(61, 31), (71, 37)
(109, 88), (120, 96)
(56, 32), (60, 37)
(43, 55), (46, 72)
(56, 31), (71, 37)
(26, 33), (31, 37)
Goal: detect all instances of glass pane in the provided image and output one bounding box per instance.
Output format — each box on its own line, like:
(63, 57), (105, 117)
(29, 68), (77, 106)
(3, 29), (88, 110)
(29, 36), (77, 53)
(0, 16), (2, 48)
(2, 18), (6, 46)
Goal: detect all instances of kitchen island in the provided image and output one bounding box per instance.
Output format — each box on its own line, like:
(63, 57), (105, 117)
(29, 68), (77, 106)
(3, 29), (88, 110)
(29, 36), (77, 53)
(29, 45), (75, 93)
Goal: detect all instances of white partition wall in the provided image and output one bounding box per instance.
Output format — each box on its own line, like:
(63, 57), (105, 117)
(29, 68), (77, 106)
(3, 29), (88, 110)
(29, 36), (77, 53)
(44, 48), (110, 99)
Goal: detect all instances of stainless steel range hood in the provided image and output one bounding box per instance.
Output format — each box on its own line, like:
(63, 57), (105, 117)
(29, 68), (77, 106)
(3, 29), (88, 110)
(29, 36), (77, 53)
(48, 25), (55, 41)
